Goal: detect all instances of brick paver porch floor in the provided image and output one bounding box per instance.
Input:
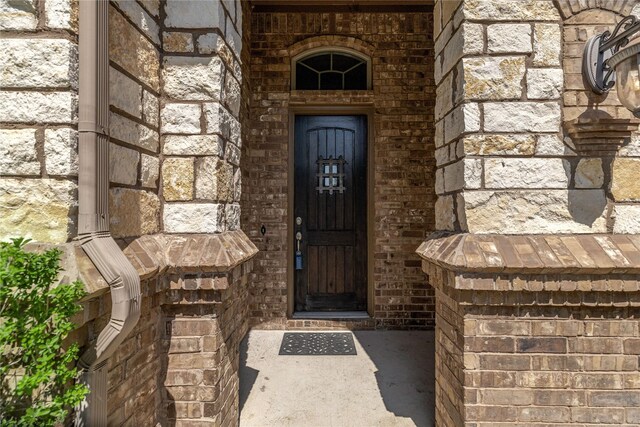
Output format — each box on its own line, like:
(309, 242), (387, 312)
(239, 330), (435, 427)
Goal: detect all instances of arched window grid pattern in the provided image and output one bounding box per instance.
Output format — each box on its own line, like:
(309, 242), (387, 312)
(292, 47), (372, 91)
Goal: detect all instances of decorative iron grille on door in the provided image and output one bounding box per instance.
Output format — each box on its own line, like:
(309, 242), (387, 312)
(316, 156), (346, 195)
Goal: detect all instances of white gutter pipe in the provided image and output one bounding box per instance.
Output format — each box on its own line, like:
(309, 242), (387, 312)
(75, 0), (141, 425)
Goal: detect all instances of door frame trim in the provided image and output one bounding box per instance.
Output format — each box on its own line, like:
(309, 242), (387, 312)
(287, 105), (375, 318)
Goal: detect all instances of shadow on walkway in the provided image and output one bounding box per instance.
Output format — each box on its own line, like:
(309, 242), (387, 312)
(353, 331), (435, 427)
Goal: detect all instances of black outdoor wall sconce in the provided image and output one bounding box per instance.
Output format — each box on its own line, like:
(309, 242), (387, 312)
(583, 14), (640, 117)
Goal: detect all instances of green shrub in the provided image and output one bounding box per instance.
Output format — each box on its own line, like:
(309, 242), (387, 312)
(0, 238), (88, 426)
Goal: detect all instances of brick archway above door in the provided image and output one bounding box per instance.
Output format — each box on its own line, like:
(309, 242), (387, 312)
(288, 35), (376, 60)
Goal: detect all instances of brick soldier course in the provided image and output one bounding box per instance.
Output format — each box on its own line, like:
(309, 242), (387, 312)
(1, 0), (640, 425)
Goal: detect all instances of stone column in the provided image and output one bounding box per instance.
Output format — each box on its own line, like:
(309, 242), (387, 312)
(427, 1), (640, 425)
(160, 0), (243, 234)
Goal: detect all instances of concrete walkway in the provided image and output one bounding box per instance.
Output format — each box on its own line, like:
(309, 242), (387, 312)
(239, 330), (435, 427)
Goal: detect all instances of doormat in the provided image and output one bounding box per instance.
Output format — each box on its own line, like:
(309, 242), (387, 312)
(278, 332), (357, 355)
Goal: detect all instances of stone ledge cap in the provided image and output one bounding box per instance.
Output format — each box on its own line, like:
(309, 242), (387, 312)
(53, 230), (258, 299)
(121, 230), (259, 276)
(417, 232), (640, 275)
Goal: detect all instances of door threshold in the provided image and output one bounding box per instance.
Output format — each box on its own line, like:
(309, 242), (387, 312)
(292, 311), (370, 320)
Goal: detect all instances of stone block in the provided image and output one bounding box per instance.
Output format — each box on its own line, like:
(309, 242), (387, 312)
(139, 0), (159, 17)
(463, 134), (536, 156)
(109, 143), (139, 186)
(438, 22), (483, 82)
(44, 128), (78, 176)
(464, 189), (607, 234)
(484, 102), (561, 133)
(444, 103), (480, 144)
(485, 158), (570, 189)
(0, 39), (77, 89)
(195, 157), (233, 201)
(444, 160), (464, 192)
(0, 0), (36, 30)
(463, 0), (560, 21)
(110, 112), (159, 152)
(534, 24), (561, 66)
(0, 129), (39, 175)
(163, 135), (223, 156)
(163, 32), (194, 53)
(536, 134), (575, 156)
(487, 24), (532, 54)
(225, 143), (241, 166)
(224, 74), (241, 117)
(110, 67), (142, 118)
(225, 203), (240, 231)
(161, 103), (202, 134)
(463, 56), (525, 100)
(613, 204), (640, 234)
(435, 195), (455, 231)
(142, 90), (159, 127)
(464, 158), (482, 189)
(204, 102), (238, 141)
(0, 178), (76, 243)
(162, 158), (194, 201)
(197, 33), (221, 55)
(435, 71), (454, 120)
(619, 132), (640, 156)
(612, 158), (640, 201)
(527, 68), (563, 100)
(163, 56), (224, 101)
(232, 167), (241, 202)
(225, 16), (242, 59)
(112, 0), (160, 45)
(0, 91), (76, 124)
(45, 0), (75, 30)
(140, 154), (159, 188)
(165, 0), (224, 29)
(109, 5), (160, 91)
(575, 158), (604, 189)
(109, 188), (160, 238)
(163, 203), (225, 233)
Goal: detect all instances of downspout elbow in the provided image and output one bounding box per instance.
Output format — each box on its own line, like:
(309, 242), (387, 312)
(77, 233), (141, 371)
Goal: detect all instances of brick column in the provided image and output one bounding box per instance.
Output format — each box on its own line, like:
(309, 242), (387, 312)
(419, 234), (640, 426)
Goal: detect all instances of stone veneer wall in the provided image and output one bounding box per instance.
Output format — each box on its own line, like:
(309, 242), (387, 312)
(433, 0), (640, 235)
(2, 1), (257, 425)
(0, 0), (79, 243)
(419, 234), (640, 427)
(108, 0), (162, 237)
(159, 0), (244, 234)
(244, 9), (436, 328)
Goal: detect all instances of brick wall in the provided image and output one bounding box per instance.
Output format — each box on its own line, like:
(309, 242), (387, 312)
(162, 262), (252, 426)
(244, 9), (436, 329)
(68, 231), (257, 426)
(419, 234), (640, 426)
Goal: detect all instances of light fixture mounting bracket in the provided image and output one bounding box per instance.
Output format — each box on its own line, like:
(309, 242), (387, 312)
(583, 15), (640, 95)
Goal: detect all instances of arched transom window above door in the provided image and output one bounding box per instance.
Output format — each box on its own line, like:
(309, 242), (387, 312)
(292, 48), (371, 90)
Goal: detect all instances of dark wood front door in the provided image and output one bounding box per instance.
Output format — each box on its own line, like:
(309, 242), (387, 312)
(294, 115), (367, 312)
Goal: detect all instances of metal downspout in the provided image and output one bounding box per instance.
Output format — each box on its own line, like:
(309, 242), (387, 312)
(75, 0), (141, 424)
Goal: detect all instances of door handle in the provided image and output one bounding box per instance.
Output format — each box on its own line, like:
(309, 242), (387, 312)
(295, 231), (303, 270)
(296, 231), (302, 251)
